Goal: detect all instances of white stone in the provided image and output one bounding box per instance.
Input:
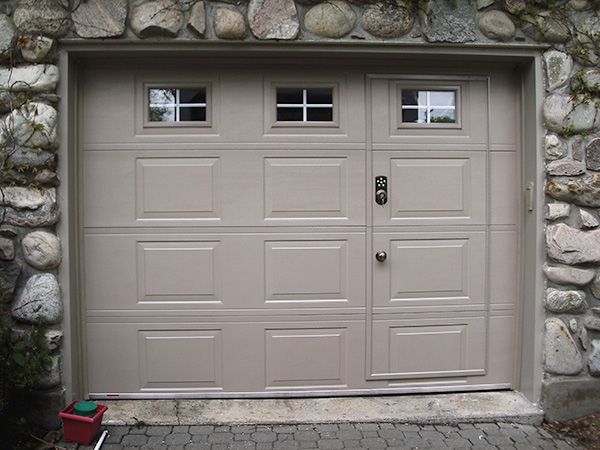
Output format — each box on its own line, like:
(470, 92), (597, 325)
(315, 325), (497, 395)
(22, 231), (61, 270)
(1, 186), (48, 210)
(544, 318), (584, 375)
(547, 223), (600, 265)
(545, 134), (567, 160)
(546, 202), (570, 221)
(580, 209), (599, 229)
(0, 14), (16, 59)
(0, 65), (59, 92)
(543, 93), (600, 134)
(569, 318), (578, 333)
(19, 36), (54, 63)
(544, 50), (572, 91)
(544, 288), (586, 313)
(478, 10), (515, 41)
(589, 340), (600, 376)
(12, 274), (62, 324)
(0, 187), (59, 227)
(543, 263), (595, 286)
(187, 1), (205, 37)
(5, 102), (58, 148)
(248, 0), (299, 40)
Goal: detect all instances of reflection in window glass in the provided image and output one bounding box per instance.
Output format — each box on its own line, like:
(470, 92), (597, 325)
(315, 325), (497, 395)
(148, 87), (207, 123)
(276, 87), (333, 122)
(401, 89), (456, 124)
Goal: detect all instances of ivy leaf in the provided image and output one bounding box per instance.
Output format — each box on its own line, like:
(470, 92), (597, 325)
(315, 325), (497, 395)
(13, 341), (26, 352)
(13, 353), (25, 366)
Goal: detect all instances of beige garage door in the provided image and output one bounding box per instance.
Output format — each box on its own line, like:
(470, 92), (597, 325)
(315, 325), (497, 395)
(80, 60), (521, 398)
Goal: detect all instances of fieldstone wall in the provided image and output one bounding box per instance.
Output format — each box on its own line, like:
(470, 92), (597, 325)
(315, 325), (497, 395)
(0, 0), (598, 427)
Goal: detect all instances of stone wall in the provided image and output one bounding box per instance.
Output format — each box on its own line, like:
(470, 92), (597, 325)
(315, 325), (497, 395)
(0, 0), (598, 427)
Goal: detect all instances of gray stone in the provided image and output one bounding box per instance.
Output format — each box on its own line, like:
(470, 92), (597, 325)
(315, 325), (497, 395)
(214, 8), (247, 40)
(502, 0), (526, 15)
(547, 174), (600, 207)
(0, 227), (17, 238)
(248, 0), (299, 40)
(0, 65), (59, 92)
(22, 231), (61, 270)
(570, 0), (589, 10)
(544, 288), (587, 314)
(72, 0), (128, 38)
(540, 14), (571, 43)
(572, 136), (585, 161)
(588, 340), (600, 376)
(34, 355), (60, 389)
(7, 147), (57, 169)
(579, 326), (590, 350)
(542, 378), (600, 421)
(577, 14), (600, 57)
(304, 1), (356, 38)
(0, 14), (15, 60)
(479, 10), (515, 41)
(362, 2), (414, 39)
(591, 273), (600, 299)
(547, 223), (600, 265)
(572, 69), (600, 93)
(13, 0), (70, 37)
(34, 168), (59, 186)
(477, 0), (495, 9)
(0, 187), (59, 228)
(580, 209), (599, 228)
(130, 0), (183, 38)
(187, 1), (206, 37)
(0, 261), (21, 302)
(19, 35), (54, 63)
(594, 307), (600, 315)
(586, 138), (600, 171)
(584, 316), (600, 331)
(12, 273), (62, 324)
(569, 318), (578, 333)
(546, 159), (584, 176)
(544, 134), (567, 160)
(544, 50), (572, 91)
(542, 94), (600, 134)
(546, 202), (570, 221)
(421, 0), (477, 43)
(46, 330), (63, 351)
(0, 237), (15, 261)
(4, 102), (58, 148)
(544, 318), (584, 375)
(12, 327), (63, 352)
(543, 263), (594, 286)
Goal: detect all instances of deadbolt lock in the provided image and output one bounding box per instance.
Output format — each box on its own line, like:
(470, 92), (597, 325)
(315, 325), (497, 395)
(375, 176), (388, 205)
(375, 251), (387, 262)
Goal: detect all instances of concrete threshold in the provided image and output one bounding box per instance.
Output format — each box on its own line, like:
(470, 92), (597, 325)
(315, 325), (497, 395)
(101, 391), (543, 426)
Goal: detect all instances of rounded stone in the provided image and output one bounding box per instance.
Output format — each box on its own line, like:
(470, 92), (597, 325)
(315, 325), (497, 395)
(591, 272), (600, 299)
(362, 2), (414, 39)
(543, 94), (571, 133)
(12, 273), (62, 325)
(130, 0), (183, 38)
(589, 340), (600, 376)
(5, 102), (58, 149)
(572, 69), (600, 94)
(248, 0), (299, 40)
(479, 10), (515, 41)
(213, 8), (247, 40)
(503, 0), (526, 15)
(0, 14), (16, 60)
(544, 134), (567, 161)
(304, 1), (357, 38)
(545, 159), (584, 176)
(569, 0), (589, 10)
(540, 16), (571, 43)
(22, 231), (61, 270)
(544, 318), (584, 376)
(72, 0), (128, 38)
(544, 288), (587, 314)
(543, 263), (595, 286)
(19, 35), (54, 63)
(12, 0), (71, 38)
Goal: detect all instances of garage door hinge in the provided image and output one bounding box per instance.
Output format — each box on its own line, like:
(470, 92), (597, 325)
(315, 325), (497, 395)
(525, 181), (535, 212)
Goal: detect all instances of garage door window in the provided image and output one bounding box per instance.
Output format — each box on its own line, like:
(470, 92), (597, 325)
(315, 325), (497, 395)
(148, 87), (207, 123)
(276, 87), (334, 123)
(399, 88), (459, 127)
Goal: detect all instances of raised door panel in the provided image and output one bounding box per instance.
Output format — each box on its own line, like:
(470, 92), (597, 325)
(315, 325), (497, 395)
(372, 231), (486, 309)
(372, 152), (486, 226)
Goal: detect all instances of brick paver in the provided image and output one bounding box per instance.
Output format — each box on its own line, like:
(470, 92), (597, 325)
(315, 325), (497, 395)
(60, 422), (581, 449)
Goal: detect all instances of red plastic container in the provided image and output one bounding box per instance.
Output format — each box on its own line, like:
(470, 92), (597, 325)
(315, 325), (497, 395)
(59, 401), (108, 445)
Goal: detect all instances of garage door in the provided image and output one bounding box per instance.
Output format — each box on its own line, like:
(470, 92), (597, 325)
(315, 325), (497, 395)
(80, 61), (521, 398)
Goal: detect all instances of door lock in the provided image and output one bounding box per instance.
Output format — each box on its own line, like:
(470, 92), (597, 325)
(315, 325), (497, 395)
(375, 176), (388, 205)
(375, 251), (387, 262)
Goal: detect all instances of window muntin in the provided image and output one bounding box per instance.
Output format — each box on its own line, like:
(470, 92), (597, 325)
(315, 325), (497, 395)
(148, 87), (207, 123)
(276, 87), (333, 123)
(401, 89), (456, 124)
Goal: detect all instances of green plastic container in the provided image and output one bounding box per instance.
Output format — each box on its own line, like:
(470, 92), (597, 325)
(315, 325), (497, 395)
(72, 401), (97, 417)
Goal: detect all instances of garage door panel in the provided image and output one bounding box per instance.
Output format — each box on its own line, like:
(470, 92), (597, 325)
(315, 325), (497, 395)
(490, 152), (519, 225)
(84, 232), (365, 311)
(370, 317), (486, 379)
(372, 231), (486, 308)
(372, 152), (486, 226)
(84, 150), (364, 227)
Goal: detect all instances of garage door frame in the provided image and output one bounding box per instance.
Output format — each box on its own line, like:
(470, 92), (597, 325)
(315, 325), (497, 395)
(56, 42), (546, 405)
